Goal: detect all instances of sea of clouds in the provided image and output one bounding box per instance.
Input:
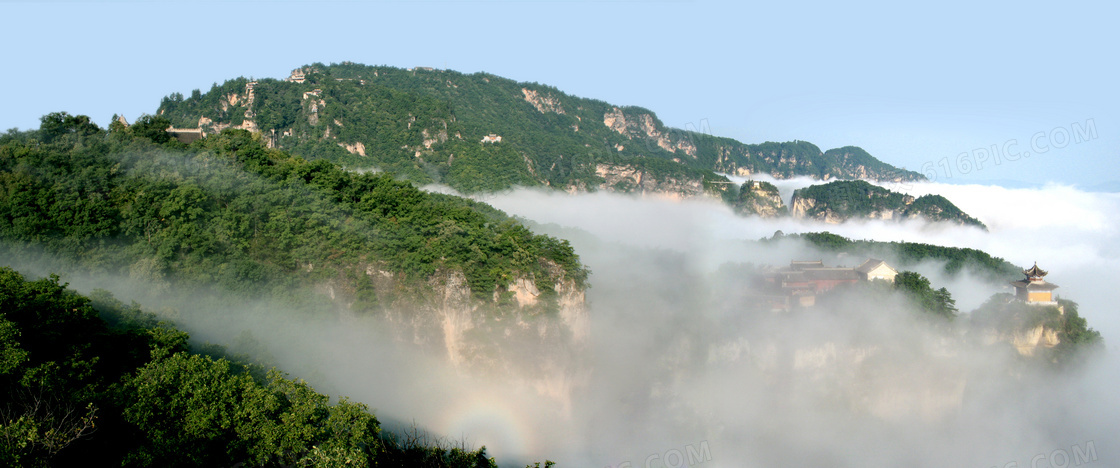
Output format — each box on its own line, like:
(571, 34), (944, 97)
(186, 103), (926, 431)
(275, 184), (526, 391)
(16, 179), (1119, 467)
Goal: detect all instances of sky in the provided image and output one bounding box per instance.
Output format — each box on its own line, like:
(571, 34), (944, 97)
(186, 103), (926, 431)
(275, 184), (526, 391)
(2, 0), (1117, 187)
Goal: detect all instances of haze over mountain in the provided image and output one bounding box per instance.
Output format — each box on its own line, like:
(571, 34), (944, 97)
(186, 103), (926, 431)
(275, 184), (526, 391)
(2, 0), (1119, 466)
(3, 113), (1116, 466)
(2, 0), (1119, 462)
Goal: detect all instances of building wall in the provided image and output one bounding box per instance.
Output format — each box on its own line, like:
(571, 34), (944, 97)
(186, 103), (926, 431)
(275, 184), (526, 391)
(812, 279), (859, 292)
(866, 265), (897, 282)
(1028, 291), (1052, 303)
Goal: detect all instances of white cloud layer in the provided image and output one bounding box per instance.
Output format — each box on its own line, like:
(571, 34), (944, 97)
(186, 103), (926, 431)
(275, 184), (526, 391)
(18, 181), (1119, 467)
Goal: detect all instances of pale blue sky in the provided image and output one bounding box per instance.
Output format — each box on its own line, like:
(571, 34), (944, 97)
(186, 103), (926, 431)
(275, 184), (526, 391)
(2, 0), (1116, 186)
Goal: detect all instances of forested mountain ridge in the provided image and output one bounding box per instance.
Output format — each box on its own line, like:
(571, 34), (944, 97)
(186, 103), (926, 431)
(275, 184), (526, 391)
(155, 62), (924, 198)
(789, 180), (987, 228)
(0, 113), (591, 385)
(732, 179), (786, 216)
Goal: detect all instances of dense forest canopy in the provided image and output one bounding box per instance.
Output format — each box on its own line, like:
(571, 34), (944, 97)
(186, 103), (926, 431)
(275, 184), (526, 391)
(769, 231), (1020, 281)
(0, 113), (587, 308)
(791, 180), (987, 228)
(155, 63), (923, 197)
(0, 111), (583, 467)
(0, 266), (503, 467)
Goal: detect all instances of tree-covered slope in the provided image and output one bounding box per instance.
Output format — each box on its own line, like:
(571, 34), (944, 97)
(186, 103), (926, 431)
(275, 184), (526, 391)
(776, 231), (1017, 281)
(0, 266), (503, 467)
(789, 180), (986, 228)
(155, 62), (923, 197)
(969, 294), (1102, 366)
(0, 112), (587, 308)
(732, 179), (785, 216)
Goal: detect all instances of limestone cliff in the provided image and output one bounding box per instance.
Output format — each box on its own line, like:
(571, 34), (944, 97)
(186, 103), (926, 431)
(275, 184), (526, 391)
(593, 163), (713, 199)
(789, 180), (986, 228)
(733, 180), (786, 217)
(973, 299), (1067, 357)
(603, 107), (699, 157)
(522, 88), (566, 115)
(966, 294), (1103, 366)
(334, 263), (590, 409)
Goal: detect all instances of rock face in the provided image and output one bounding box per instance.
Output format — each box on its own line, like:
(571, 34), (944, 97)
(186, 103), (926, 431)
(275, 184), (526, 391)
(603, 107), (698, 157)
(733, 180), (786, 217)
(594, 163), (708, 199)
(711, 143), (923, 183)
(1008, 325), (1062, 356)
(969, 295), (1083, 360)
(522, 88), (565, 115)
(338, 141), (367, 157)
(789, 195), (841, 223)
(788, 191), (914, 223)
(789, 180), (986, 228)
(981, 320), (1063, 357)
(361, 265), (589, 409)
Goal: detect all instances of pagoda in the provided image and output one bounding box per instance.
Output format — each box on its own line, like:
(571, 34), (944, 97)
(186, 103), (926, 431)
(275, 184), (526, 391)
(1010, 263), (1059, 305)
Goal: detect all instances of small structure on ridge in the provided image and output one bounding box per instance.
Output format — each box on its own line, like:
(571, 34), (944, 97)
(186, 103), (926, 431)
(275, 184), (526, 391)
(1010, 262), (1059, 305)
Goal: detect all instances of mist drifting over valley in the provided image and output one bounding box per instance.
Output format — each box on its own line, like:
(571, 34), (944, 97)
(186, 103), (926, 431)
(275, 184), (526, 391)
(442, 181), (1118, 467)
(23, 179), (1114, 467)
(5, 0), (1120, 463)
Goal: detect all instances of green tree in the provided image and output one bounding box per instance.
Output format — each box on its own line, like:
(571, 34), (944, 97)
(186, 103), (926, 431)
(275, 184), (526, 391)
(130, 114), (172, 144)
(37, 112), (101, 143)
(894, 271), (957, 319)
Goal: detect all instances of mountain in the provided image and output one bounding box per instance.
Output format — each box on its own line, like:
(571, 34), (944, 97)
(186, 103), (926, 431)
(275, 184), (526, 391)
(732, 180), (786, 216)
(789, 180), (986, 228)
(775, 231), (1017, 280)
(0, 115), (589, 385)
(155, 62), (924, 199)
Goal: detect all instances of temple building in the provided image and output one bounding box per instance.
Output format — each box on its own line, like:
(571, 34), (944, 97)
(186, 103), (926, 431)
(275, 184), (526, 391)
(166, 126), (205, 144)
(763, 259), (897, 308)
(855, 258), (898, 283)
(1010, 263), (1059, 305)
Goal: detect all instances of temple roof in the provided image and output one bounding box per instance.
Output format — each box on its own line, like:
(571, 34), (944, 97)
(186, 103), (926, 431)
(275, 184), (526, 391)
(803, 268), (861, 281)
(1023, 262), (1048, 278)
(789, 260), (825, 270)
(855, 258), (895, 274)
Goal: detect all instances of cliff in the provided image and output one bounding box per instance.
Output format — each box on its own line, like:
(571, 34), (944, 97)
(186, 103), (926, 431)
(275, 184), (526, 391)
(732, 180), (786, 217)
(365, 266), (589, 410)
(968, 294), (1101, 363)
(789, 180), (986, 228)
(0, 120), (593, 407)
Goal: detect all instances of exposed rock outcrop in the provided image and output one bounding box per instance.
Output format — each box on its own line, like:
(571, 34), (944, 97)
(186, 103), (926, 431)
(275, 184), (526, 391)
(343, 263), (590, 409)
(603, 107), (698, 157)
(522, 88), (565, 115)
(733, 180), (786, 217)
(339, 141), (367, 157)
(982, 324), (1062, 357)
(595, 163), (707, 199)
(789, 180), (985, 228)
